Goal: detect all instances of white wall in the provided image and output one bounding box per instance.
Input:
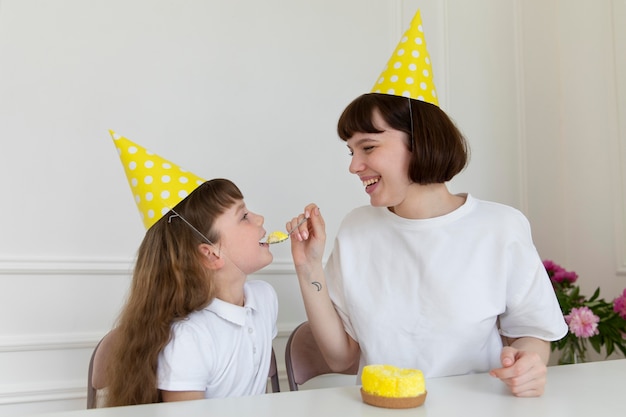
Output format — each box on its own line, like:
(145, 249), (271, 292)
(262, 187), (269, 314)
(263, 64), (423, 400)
(0, 0), (624, 415)
(522, 0), (626, 299)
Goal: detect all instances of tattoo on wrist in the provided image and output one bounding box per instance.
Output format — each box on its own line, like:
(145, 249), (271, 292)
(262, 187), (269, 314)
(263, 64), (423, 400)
(311, 281), (322, 291)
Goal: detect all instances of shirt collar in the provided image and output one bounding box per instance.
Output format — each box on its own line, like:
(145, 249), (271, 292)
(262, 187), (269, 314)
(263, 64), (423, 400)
(205, 283), (258, 326)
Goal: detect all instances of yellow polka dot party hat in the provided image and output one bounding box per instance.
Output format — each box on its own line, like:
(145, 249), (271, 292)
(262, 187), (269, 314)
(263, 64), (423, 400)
(110, 130), (205, 229)
(371, 9), (438, 106)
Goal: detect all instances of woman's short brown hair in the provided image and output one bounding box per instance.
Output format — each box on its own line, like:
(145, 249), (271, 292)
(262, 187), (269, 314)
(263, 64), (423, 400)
(337, 93), (469, 184)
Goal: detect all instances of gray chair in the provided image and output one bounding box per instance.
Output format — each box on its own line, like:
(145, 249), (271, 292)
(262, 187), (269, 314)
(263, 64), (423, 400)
(284, 321), (359, 391)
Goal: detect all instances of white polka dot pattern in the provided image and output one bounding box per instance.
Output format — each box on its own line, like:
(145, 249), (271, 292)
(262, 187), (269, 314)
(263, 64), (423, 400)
(371, 10), (438, 106)
(109, 130), (205, 229)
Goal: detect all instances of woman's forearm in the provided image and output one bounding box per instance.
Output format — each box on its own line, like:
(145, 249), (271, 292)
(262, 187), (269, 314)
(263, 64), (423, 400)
(295, 262), (359, 371)
(508, 337), (551, 364)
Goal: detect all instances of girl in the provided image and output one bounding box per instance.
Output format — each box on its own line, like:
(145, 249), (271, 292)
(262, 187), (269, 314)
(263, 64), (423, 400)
(105, 178), (278, 406)
(287, 93), (567, 398)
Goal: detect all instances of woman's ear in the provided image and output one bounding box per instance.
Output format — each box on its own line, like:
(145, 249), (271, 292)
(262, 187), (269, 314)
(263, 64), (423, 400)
(198, 243), (224, 270)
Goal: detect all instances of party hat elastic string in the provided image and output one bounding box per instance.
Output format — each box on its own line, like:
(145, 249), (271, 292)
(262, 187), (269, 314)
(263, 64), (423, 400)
(168, 209), (247, 277)
(408, 97), (415, 151)
(168, 209), (218, 249)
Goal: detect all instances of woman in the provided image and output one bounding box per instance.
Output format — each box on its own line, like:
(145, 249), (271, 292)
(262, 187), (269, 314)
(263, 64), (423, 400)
(287, 93), (567, 397)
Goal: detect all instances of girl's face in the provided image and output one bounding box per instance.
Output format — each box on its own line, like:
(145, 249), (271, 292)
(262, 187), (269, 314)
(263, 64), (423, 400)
(346, 109), (413, 208)
(212, 199), (273, 275)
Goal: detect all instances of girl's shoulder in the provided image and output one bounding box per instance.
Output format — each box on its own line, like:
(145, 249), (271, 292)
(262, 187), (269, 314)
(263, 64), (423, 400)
(169, 310), (212, 341)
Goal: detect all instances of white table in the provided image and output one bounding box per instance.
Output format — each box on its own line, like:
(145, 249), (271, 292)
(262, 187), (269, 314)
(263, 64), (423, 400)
(31, 359), (625, 416)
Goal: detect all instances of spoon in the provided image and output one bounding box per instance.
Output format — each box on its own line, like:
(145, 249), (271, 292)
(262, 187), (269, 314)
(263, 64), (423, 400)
(266, 217), (308, 244)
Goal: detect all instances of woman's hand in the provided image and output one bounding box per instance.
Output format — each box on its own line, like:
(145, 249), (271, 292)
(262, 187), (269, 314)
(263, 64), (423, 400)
(288, 203), (326, 269)
(489, 338), (550, 397)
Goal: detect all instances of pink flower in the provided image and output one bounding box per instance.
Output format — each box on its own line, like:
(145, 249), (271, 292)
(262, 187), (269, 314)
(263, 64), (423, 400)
(565, 307), (600, 338)
(614, 289), (626, 320)
(552, 270), (578, 283)
(543, 259), (578, 283)
(543, 260), (562, 275)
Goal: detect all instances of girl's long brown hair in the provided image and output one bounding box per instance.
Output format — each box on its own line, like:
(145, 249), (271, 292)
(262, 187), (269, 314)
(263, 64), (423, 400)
(105, 179), (243, 407)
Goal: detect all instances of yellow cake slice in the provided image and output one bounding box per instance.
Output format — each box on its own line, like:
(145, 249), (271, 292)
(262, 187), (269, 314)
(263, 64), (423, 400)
(360, 364), (427, 409)
(266, 230), (289, 244)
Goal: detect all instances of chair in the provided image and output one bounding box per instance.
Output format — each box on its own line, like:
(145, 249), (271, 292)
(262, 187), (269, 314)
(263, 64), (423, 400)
(284, 321), (359, 391)
(87, 329), (118, 408)
(268, 347), (280, 393)
(87, 329), (280, 408)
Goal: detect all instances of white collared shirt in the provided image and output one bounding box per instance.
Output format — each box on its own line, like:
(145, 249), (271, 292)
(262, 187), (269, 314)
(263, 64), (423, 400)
(157, 280), (278, 398)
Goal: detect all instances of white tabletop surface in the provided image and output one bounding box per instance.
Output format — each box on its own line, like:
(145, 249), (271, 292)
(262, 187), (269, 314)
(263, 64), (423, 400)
(31, 359), (625, 416)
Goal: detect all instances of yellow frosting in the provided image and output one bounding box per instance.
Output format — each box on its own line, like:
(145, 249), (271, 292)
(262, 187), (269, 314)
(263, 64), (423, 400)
(361, 365), (425, 398)
(266, 231), (288, 243)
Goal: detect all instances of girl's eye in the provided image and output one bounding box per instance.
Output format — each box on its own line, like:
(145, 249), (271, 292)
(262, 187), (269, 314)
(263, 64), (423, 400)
(363, 146), (374, 152)
(242, 212), (249, 221)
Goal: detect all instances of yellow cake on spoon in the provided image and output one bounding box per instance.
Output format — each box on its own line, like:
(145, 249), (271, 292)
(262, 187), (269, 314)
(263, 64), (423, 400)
(266, 230), (289, 244)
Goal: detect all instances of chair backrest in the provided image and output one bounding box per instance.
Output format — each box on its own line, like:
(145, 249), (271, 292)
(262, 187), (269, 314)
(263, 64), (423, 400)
(87, 329), (280, 408)
(87, 329), (118, 408)
(268, 347), (280, 393)
(284, 321), (359, 391)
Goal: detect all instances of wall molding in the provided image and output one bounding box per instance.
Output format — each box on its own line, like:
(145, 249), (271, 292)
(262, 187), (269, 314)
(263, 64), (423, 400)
(0, 374), (297, 407)
(0, 257), (299, 276)
(513, 0), (529, 214)
(0, 326), (298, 354)
(0, 380), (86, 405)
(611, 0), (626, 275)
(0, 332), (103, 353)
(0, 258), (134, 276)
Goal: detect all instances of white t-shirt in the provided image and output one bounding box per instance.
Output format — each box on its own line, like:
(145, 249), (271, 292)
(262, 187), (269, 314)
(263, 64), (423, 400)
(325, 194), (567, 378)
(157, 280), (278, 398)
